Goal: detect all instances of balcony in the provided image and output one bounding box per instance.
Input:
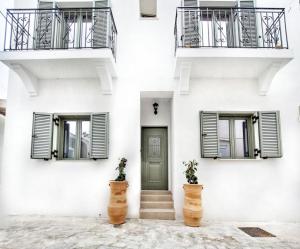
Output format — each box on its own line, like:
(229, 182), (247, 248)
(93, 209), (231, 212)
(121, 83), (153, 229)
(0, 7), (118, 95)
(174, 7), (293, 95)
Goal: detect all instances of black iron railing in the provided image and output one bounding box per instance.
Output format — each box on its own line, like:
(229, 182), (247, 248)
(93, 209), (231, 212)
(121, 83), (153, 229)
(174, 7), (288, 50)
(3, 7), (117, 58)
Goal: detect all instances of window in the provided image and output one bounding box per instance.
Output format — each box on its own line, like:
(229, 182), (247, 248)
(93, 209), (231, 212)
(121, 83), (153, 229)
(59, 117), (91, 160)
(218, 115), (254, 159)
(31, 112), (109, 160)
(140, 0), (157, 18)
(200, 111), (282, 159)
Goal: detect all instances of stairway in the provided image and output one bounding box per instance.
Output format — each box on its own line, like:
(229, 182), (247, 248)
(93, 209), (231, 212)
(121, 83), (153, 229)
(140, 190), (175, 220)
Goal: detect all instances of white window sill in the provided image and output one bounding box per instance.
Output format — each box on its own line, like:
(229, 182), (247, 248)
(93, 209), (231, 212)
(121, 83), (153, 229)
(139, 17), (159, 21)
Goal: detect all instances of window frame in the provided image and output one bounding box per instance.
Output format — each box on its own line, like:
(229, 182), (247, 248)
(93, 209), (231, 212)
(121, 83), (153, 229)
(57, 115), (91, 160)
(218, 113), (255, 159)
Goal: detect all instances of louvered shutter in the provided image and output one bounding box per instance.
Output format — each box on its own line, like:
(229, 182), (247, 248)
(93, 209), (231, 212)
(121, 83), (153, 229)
(182, 0), (200, 47)
(240, 1), (257, 47)
(258, 111), (282, 158)
(60, 11), (72, 49)
(200, 111), (219, 158)
(93, 0), (109, 48)
(90, 113), (109, 159)
(31, 112), (53, 159)
(35, 1), (56, 49)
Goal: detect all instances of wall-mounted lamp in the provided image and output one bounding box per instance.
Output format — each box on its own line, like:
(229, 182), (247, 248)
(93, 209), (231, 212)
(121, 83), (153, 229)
(153, 102), (159, 115)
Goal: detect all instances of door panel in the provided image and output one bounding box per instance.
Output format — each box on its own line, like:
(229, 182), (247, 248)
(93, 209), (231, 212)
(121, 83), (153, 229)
(142, 128), (168, 190)
(148, 163), (161, 183)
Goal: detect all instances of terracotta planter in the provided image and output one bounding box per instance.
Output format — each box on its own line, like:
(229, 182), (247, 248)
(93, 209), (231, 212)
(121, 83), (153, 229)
(108, 180), (128, 224)
(183, 184), (203, 227)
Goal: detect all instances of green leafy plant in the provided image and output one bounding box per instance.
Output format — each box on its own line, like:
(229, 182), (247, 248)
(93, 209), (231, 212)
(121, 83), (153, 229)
(115, 157), (127, 181)
(183, 160), (198, 184)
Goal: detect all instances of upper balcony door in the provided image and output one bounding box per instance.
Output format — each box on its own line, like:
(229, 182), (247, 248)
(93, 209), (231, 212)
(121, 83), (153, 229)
(180, 0), (278, 49)
(35, 0), (110, 50)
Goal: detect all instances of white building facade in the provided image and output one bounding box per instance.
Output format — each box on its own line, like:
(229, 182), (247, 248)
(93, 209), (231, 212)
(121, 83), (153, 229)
(0, 0), (300, 222)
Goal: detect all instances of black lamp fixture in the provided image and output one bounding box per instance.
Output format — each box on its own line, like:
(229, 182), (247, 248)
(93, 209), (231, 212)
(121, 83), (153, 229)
(153, 102), (159, 115)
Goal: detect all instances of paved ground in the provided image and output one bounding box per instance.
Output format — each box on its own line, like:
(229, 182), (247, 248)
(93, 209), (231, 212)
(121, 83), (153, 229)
(0, 216), (299, 249)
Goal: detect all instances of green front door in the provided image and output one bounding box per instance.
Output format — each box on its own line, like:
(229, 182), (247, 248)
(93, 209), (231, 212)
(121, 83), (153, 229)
(142, 128), (168, 190)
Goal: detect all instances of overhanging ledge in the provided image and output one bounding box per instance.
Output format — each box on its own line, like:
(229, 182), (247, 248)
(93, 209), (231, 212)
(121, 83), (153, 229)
(0, 49), (117, 96)
(174, 48), (294, 95)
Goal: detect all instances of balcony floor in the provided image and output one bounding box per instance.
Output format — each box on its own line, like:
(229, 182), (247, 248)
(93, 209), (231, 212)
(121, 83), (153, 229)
(0, 49), (117, 95)
(0, 49), (117, 79)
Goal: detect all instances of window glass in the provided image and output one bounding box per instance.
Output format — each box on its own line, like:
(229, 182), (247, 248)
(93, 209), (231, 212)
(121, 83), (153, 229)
(140, 0), (157, 18)
(218, 115), (253, 159)
(234, 119), (249, 158)
(63, 121), (77, 159)
(201, 11), (230, 47)
(219, 119), (231, 158)
(81, 14), (93, 47)
(62, 11), (93, 48)
(80, 121), (90, 158)
(148, 136), (161, 157)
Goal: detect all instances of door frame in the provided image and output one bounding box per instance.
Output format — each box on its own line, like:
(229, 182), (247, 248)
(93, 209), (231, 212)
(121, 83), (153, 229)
(141, 126), (169, 190)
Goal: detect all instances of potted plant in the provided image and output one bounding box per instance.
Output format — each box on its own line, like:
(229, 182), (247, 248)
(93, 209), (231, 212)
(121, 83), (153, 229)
(183, 160), (203, 227)
(108, 158), (128, 225)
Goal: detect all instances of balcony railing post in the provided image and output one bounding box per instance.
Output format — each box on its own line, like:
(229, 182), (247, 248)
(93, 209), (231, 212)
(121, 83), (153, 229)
(4, 11), (8, 51)
(174, 8), (177, 54)
(278, 12), (283, 48)
(283, 10), (288, 49)
(9, 12), (13, 50)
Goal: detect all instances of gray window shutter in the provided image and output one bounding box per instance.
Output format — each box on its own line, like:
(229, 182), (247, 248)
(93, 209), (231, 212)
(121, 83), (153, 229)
(258, 111), (282, 158)
(182, 0), (200, 47)
(240, 1), (257, 47)
(59, 14), (68, 49)
(90, 113), (109, 159)
(200, 111), (219, 158)
(35, 1), (56, 49)
(31, 112), (53, 159)
(93, 0), (109, 48)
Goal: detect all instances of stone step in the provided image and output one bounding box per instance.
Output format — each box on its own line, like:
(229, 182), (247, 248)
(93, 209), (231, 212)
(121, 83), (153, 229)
(141, 194), (173, 202)
(140, 208), (175, 220)
(141, 190), (171, 195)
(140, 201), (174, 209)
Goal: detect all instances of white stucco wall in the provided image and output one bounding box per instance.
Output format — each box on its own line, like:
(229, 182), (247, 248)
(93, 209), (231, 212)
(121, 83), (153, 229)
(169, 0), (300, 222)
(0, 69), (8, 100)
(172, 77), (300, 222)
(1, 0), (300, 222)
(2, 75), (141, 217)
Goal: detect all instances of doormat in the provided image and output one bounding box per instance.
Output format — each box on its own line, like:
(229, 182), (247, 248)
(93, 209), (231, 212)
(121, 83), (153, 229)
(238, 227), (276, 237)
